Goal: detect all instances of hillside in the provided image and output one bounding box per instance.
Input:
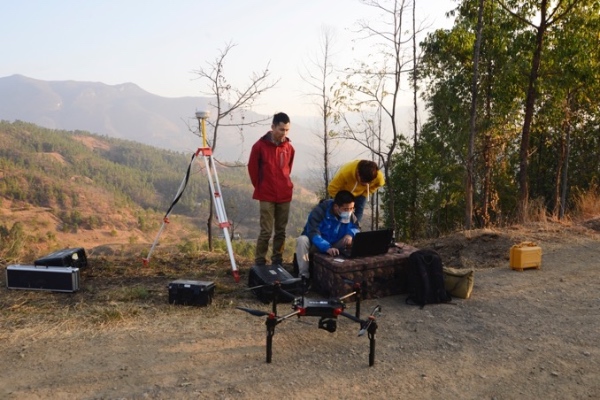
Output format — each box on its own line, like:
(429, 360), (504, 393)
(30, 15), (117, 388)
(0, 121), (318, 263)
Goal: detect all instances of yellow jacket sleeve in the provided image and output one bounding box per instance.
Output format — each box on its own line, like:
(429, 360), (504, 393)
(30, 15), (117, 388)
(369, 170), (385, 194)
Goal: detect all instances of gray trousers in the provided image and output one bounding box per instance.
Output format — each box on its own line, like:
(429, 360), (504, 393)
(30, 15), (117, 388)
(295, 235), (346, 278)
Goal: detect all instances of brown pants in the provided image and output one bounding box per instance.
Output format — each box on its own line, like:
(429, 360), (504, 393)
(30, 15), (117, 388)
(255, 201), (291, 265)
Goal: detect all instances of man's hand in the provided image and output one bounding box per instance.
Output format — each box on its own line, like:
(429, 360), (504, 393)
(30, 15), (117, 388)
(326, 247), (340, 256)
(341, 234), (353, 247)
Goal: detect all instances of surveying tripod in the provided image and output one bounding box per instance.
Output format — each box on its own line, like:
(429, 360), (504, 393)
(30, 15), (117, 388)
(143, 110), (240, 282)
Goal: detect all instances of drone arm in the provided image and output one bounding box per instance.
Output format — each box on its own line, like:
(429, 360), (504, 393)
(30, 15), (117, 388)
(339, 311), (362, 324)
(277, 288), (298, 302)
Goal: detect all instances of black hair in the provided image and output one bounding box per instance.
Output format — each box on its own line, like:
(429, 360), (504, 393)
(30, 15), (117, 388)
(334, 190), (355, 206)
(357, 160), (378, 182)
(272, 112), (290, 125)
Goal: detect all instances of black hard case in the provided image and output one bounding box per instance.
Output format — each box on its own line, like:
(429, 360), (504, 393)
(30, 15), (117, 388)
(6, 265), (80, 293)
(34, 247), (88, 269)
(168, 280), (215, 306)
(248, 264), (301, 303)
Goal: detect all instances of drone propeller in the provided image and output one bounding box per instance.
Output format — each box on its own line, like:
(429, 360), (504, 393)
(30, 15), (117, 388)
(358, 305), (382, 337)
(245, 277), (302, 291)
(236, 306), (271, 317)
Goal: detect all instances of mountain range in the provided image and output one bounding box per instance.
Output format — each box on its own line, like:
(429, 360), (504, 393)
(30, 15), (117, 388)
(0, 74), (324, 176)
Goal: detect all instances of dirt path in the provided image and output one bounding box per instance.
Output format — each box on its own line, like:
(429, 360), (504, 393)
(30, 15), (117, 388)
(1, 225), (600, 399)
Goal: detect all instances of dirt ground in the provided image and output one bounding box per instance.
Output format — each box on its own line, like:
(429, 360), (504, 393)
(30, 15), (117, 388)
(1, 220), (600, 400)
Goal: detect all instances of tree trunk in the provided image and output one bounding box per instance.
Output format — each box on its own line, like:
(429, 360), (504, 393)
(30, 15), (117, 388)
(559, 93), (573, 219)
(553, 134), (565, 217)
(518, 1), (548, 222)
(465, 0), (485, 230)
(409, 0), (419, 239)
(481, 132), (492, 227)
(323, 98), (329, 197)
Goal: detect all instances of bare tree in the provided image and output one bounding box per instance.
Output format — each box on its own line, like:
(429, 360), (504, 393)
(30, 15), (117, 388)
(409, 0), (420, 237)
(193, 42), (278, 249)
(334, 0), (426, 234)
(300, 26), (340, 199)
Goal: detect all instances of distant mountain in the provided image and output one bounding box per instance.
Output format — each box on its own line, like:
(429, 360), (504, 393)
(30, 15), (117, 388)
(0, 74), (321, 176)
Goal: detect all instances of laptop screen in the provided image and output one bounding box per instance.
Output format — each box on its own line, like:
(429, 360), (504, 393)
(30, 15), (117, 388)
(342, 229), (393, 258)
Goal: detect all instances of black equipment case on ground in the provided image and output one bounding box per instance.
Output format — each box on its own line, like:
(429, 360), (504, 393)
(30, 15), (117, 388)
(6, 265), (80, 293)
(34, 247), (88, 269)
(168, 280), (215, 306)
(248, 264), (302, 303)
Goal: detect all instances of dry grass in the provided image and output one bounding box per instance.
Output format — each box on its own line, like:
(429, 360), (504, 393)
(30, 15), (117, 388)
(573, 183), (600, 220)
(0, 247), (258, 346)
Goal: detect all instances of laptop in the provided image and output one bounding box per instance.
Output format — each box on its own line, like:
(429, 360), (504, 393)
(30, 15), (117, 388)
(339, 229), (394, 258)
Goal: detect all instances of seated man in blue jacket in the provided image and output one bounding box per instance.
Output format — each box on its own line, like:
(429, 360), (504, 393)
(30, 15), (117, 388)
(295, 190), (360, 279)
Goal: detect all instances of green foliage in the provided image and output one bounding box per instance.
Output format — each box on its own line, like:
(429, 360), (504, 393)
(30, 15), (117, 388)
(118, 286), (151, 301)
(0, 120), (206, 215)
(0, 222), (28, 261)
(178, 239), (202, 256)
(401, 0), (600, 236)
(0, 121), (320, 253)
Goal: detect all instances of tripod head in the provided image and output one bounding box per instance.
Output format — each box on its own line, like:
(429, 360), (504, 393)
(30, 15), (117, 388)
(195, 110), (210, 120)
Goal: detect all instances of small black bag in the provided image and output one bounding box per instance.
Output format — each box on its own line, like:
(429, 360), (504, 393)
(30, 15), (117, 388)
(406, 249), (452, 307)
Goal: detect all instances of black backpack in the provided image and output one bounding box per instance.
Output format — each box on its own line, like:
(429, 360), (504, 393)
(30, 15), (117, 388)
(406, 249), (452, 308)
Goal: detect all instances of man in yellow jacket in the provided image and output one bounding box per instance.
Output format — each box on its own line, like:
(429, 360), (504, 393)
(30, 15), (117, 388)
(327, 160), (385, 223)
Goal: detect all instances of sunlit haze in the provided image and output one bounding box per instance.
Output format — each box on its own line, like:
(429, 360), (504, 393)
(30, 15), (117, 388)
(2, 0), (455, 117)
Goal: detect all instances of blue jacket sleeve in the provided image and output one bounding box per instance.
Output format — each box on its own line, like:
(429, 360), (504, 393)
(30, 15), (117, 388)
(305, 202), (332, 253)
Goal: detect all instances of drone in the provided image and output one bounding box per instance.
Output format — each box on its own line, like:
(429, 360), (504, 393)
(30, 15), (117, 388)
(237, 277), (382, 367)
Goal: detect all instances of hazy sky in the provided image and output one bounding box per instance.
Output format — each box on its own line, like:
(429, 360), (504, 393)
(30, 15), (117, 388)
(2, 0), (456, 117)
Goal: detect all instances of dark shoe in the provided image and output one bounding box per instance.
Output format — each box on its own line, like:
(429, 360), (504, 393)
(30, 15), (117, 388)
(271, 259), (283, 267)
(300, 275), (312, 294)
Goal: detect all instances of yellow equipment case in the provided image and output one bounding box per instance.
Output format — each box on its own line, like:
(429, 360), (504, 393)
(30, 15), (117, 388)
(509, 242), (542, 271)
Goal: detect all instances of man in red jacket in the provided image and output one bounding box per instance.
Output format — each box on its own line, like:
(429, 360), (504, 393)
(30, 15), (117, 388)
(248, 112), (295, 266)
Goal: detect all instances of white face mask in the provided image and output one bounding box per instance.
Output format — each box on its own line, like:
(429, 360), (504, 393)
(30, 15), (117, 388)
(340, 211), (352, 224)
